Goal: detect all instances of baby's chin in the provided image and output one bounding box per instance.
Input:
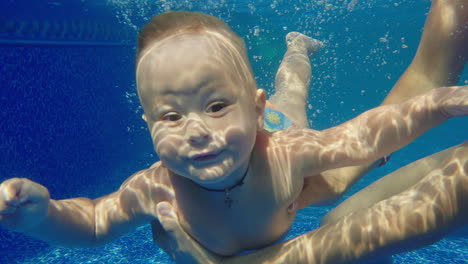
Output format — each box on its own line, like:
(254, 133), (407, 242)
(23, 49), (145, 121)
(187, 158), (235, 185)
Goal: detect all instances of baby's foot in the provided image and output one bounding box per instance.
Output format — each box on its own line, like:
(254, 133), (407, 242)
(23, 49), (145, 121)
(286, 32), (324, 56)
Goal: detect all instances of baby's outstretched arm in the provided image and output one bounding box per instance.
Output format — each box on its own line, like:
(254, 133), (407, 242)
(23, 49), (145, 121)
(0, 178), (98, 246)
(0, 169), (161, 247)
(289, 85), (468, 175)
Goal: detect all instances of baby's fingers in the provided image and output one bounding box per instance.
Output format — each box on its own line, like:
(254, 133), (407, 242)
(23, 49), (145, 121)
(1, 178), (46, 205)
(0, 178), (25, 225)
(0, 178), (50, 231)
(0, 178), (25, 211)
(0, 200), (16, 216)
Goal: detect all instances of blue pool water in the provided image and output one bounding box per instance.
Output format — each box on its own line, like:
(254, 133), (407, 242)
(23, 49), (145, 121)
(1, 0), (467, 263)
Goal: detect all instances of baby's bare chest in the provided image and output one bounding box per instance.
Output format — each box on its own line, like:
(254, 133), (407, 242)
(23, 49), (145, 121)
(175, 169), (303, 255)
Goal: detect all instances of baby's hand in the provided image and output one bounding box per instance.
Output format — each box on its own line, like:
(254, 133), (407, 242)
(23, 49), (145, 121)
(438, 85), (468, 117)
(0, 178), (50, 232)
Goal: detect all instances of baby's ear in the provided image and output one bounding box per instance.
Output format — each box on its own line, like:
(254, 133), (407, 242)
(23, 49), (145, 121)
(255, 89), (266, 131)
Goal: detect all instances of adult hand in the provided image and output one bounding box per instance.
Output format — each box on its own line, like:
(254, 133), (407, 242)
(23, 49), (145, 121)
(153, 201), (222, 264)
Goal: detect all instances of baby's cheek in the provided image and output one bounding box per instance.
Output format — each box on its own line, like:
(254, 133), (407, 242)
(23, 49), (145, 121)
(151, 127), (183, 164)
(155, 135), (181, 156)
(224, 125), (256, 154)
(224, 126), (243, 144)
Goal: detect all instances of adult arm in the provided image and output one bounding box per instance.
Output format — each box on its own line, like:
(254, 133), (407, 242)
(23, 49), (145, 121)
(286, 86), (467, 177)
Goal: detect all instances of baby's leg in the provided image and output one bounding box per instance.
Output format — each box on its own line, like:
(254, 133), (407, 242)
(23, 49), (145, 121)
(266, 33), (378, 208)
(268, 32), (323, 128)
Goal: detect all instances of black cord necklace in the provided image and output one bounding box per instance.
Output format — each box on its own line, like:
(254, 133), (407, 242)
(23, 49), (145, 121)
(197, 165), (249, 208)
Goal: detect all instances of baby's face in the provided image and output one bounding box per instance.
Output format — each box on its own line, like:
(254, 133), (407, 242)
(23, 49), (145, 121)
(136, 32), (265, 188)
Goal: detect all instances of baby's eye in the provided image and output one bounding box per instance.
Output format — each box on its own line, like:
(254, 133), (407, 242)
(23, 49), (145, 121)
(207, 102), (227, 113)
(161, 112), (182, 121)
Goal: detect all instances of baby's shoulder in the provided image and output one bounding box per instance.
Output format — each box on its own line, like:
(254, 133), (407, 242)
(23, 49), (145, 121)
(256, 128), (322, 170)
(260, 128), (320, 149)
(256, 129), (311, 162)
(119, 161), (169, 190)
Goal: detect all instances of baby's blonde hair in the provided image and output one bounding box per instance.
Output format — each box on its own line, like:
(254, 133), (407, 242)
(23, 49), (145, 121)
(136, 11), (257, 96)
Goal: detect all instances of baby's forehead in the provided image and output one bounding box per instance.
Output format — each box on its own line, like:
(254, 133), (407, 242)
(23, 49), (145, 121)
(137, 36), (239, 83)
(145, 31), (240, 59)
(152, 32), (247, 77)
(136, 30), (255, 104)
(138, 32), (249, 79)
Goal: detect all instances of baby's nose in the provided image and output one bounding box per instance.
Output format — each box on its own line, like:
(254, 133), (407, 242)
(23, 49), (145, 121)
(186, 120), (211, 145)
(188, 129), (210, 145)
